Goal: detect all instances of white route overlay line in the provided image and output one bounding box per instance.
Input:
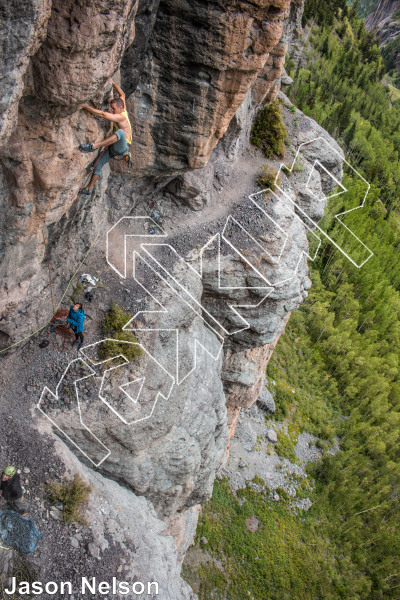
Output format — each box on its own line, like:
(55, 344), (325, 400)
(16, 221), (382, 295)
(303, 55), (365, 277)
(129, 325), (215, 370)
(37, 357), (111, 467)
(272, 136), (374, 268)
(83, 340), (175, 426)
(128, 249), (225, 384)
(106, 216), (167, 279)
(39, 136), (373, 463)
(37, 342), (175, 466)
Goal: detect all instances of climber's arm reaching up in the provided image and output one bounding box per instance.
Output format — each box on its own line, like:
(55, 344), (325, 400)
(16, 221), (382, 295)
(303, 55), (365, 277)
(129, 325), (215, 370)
(112, 81), (125, 106)
(82, 103), (124, 124)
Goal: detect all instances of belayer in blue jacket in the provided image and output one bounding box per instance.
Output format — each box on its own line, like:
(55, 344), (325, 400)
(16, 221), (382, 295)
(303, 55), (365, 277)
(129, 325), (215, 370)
(67, 303), (85, 350)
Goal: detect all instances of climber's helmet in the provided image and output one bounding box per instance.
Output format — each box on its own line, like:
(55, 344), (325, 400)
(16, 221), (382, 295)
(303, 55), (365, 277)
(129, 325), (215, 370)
(2, 465), (17, 479)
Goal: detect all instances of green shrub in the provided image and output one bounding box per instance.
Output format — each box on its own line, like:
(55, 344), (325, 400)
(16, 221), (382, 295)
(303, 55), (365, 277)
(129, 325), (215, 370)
(315, 438), (331, 451)
(275, 430), (297, 462)
(275, 487), (290, 501)
(268, 384), (292, 421)
(101, 302), (132, 334)
(318, 423), (335, 441)
(256, 164), (281, 190)
(282, 160), (305, 177)
(46, 474), (92, 525)
(183, 477), (368, 600)
(99, 303), (144, 361)
(182, 562), (227, 598)
(292, 159), (305, 173)
(250, 100), (288, 158)
(271, 388), (290, 420)
(252, 475), (265, 487)
(284, 102), (296, 114)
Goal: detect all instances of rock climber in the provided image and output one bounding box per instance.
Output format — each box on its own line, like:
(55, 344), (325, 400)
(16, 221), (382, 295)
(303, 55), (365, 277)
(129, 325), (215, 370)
(0, 466), (29, 516)
(79, 81), (132, 194)
(67, 303), (85, 350)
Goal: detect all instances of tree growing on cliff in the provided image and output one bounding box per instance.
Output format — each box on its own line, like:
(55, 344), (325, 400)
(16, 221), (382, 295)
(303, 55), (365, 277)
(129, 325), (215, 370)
(250, 100), (287, 158)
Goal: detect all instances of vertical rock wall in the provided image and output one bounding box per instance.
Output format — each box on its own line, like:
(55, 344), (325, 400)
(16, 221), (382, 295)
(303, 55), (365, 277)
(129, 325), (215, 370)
(0, 0), (298, 350)
(0, 0), (318, 572)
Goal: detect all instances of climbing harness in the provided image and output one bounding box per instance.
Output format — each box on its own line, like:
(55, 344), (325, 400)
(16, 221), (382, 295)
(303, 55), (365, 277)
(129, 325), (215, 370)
(112, 148), (132, 167)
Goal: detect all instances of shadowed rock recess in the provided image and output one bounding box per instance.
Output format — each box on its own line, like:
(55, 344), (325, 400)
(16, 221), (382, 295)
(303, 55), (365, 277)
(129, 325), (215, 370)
(0, 0), (344, 596)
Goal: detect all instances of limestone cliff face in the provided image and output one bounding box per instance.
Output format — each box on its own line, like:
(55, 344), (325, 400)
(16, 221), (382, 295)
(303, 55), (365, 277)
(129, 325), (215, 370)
(0, 0), (297, 352)
(0, 0), (310, 523)
(0, 0), (337, 586)
(0, 1), (352, 595)
(37, 101), (344, 564)
(0, 0), (52, 143)
(123, 0), (292, 172)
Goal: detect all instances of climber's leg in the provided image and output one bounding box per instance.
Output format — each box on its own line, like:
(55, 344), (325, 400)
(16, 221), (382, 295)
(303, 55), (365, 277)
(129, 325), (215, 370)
(92, 133), (118, 150)
(80, 131), (128, 195)
(80, 148), (110, 194)
(82, 173), (99, 192)
(111, 129), (128, 155)
(92, 148), (111, 176)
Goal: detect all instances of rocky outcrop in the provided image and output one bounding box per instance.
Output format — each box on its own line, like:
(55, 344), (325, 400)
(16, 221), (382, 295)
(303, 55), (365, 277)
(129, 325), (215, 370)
(0, 0), (299, 349)
(32, 0), (138, 110)
(0, 0), (349, 596)
(0, 0), (140, 349)
(365, 0), (400, 44)
(365, 0), (400, 80)
(0, 0), (51, 143)
(37, 95), (343, 529)
(123, 0), (292, 173)
(0, 420), (197, 600)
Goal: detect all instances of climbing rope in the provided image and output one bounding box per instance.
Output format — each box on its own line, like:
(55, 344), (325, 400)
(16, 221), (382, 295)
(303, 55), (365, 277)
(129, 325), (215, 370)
(0, 510), (42, 554)
(112, 150), (132, 167)
(0, 207), (109, 354)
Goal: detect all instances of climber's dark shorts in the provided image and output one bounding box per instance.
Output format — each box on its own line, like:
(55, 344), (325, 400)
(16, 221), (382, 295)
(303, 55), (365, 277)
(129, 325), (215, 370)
(93, 129), (129, 175)
(7, 495), (30, 515)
